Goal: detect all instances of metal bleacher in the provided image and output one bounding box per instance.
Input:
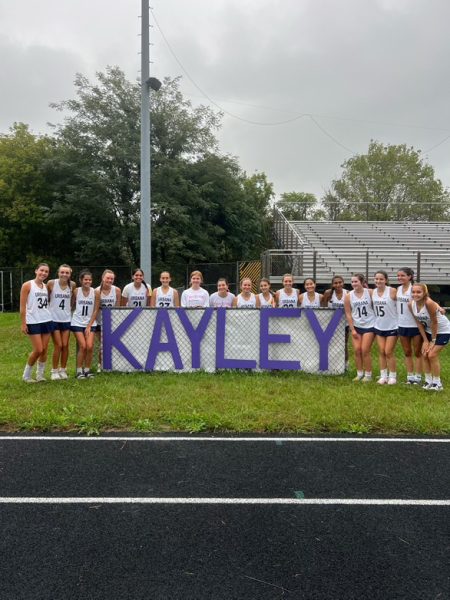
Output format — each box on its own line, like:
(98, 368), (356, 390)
(266, 209), (450, 285)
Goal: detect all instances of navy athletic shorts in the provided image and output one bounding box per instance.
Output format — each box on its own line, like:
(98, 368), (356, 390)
(27, 321), (54, 335)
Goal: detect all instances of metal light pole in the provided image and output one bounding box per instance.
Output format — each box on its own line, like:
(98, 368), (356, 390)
(140, 1), (161, 281)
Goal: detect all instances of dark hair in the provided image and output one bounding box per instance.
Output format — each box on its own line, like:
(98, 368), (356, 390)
(259, 277), (271, 287)
(217, 277), (228, 285)
(374, 270), (389, 284)
(303, 277), (316, 287)
(36, 262), (50, 270)
(79, 269), (93, 284)
(322, 276), (344, 305)
(398, 267), (414, 283)
(132, 268), (148, 290)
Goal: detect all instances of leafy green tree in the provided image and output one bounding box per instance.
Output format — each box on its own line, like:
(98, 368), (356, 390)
(0, 123), (59, 265)
(276, 191), (325, 221)
(322, 141), (450, 221)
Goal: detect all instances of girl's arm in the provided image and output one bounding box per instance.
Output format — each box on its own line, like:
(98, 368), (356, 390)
(407, 301), (428, 345)
(255, 295), (261, 308)
(86, 289), (101, 332)
(274, 290), (280, 307)
(71, 287), (77, 311)
(344, 294), (358, 338)
(232, 296), (238, 308)
(150, 290), (156, 307)
(19, 282), (31, 334)
(425, 298), (439, 351)
(173, 289), (180, 308)
(115, 287), (121, 307)
(321, 289), (331, 307)
(120, 285), (128, 307)
(47, 280), (54, 301)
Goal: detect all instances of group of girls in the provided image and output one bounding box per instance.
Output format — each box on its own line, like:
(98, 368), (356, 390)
(20, 265), (170, 382)
(20, 265), (449, 390)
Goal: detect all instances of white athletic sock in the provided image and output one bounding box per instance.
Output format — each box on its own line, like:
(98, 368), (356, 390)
(23, 364), (33, 378)
(407, 372), (414, 378)
(425, 373), (432, 384)
(357, 370), (364, 378)
(388, 372), (397, 379)
(364, 371), (372, 378)
(432, 376), (441, 385)
(414, 372), (422, 379)
(77, 367), (83, 374)
(380, 369), (388, 379)
(37, 361), (46, 374)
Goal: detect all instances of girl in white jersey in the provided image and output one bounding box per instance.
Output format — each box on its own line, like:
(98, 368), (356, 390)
(95, 269), (121, 372)
(233, 278), (261, 308)
(344, 273), (375, 382)
(258, 278), (275, 308)
(180, 271), (210, 308)
(209, 278), (235, 308)
(321, 275), (349, 369)
(275, 274), (298, 308)
(151, 271), (180, 308)
(121, 268), (151, 308)
(48, 264), (76, 380)
(396, 267), (423, 385)
(299, 278), (322, 308)
(71, 270), (100, 379)
(409, 283), (450, 391)
(372, 271), (398, 385)
(19, 263), (53, 383)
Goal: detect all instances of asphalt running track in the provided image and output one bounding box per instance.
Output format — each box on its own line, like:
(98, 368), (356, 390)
(0, 435), (449, 599)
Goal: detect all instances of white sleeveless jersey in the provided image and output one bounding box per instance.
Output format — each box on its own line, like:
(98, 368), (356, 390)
(372, 286), (398, 331)
(122, 283), (149, 308)
(278, 289), (298, 308)
(236, 293), (257, 308)
(49, 280), (72, 323)
(209, 291), (235, 308)
(349, 289), (375, 329)
(180, 287), (209, 308)
(300, 292), (321, 308)
(412, 301), (450, 334)
(26, 280), (51, 324)
(329, 289), (348, 309)
(396, 284), (417, 328)
(95, 286), (118, 325)
(258, 293), (274, 308)
(71, 288), (97, 328)
(154, 286), (176, 308)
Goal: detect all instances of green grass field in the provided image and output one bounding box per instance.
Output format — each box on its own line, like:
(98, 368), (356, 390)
(0, 313), (448, 434)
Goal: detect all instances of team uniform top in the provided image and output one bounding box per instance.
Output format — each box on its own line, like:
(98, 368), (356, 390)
(300, 292), (321, 308)
(26, 281), (52, 324)
(411, 301), (450, 334)
(278, 289), (298, 308)
(396, 284), (417, 328)
(236, 293), (257, 308)
(95, 286), (118, 325)
(180, 288), (209, 308)
(122, 283), (150, 307)
(154, 286), (176, 308)
(349, 289), (375, 329)
(328, 289), (348, 309)
(372, 286), (398, 331)
(71, 288), (97, 328)
(49, 280), (72, 323)
(209, 292), (235, 308)
(258, 293), (274, 308)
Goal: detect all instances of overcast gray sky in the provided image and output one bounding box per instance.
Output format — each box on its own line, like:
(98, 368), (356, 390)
(1, 0), (449, 199)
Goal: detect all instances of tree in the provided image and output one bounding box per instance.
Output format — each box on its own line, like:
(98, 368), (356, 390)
(49, 67), (273, 274)
(322, 141), (450, 221)
(276, 191), (326, 221)
(0, 123), (59, 265)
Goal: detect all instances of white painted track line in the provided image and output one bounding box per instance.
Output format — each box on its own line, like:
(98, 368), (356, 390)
(0, 497), (449, 505)
(0, 436), (449, 443)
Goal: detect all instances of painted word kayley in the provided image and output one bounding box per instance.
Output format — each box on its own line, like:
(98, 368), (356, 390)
(102, 308), (345, 374)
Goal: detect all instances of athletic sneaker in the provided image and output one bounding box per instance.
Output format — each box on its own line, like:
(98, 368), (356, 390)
(422, 382), (433, 390)
(51, 369), (61, 381)
(353, 374), (364, 382)
(36, 373), (47, 383)
(97, 364), (102, 374)
(387, 377), (397, 385)
(377, 377), (388, 385)
(406, 377), (417, 385)
(58, 369), (68, 380)
(76, 372), (85, 380)
(429, 383), (444, 392)
(22, 376), (37, 384)
(361, 376), (372, 383)
(414, 375), (422, 385)
(84, 370), (95, 379)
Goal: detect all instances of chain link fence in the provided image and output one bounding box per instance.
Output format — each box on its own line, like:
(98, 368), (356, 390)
(103, 307), (345, 374)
